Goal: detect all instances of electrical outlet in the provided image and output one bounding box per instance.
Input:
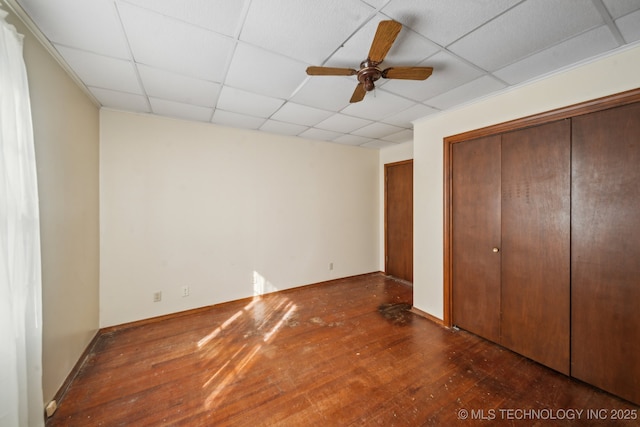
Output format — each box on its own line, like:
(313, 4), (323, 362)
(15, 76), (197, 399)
(153, 291), (162, 302)
(182, 286), (190, 297)
(329, 262), (334, 270)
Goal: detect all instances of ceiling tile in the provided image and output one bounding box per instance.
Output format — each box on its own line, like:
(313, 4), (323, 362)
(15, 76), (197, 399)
(217, 86), (285, 118)
(259, 120), (308, 136)
(89, 87), (150, 112)
(616, 9), (640, 43)
(494, 26), (619, 85)
(315, 114), (372, 133)
(17, 0), (129, 58)
(351, 122), (404, 138)
(360, 0), (387, 8)
(603, 0), (640, 19)
(360, 140), (397, 149)
(16, 0), (640, 150)
(333, 134), (372, 146)
(320, 19), (374, 69)
(211, 110), (266, 130)
(240, 0), (373, 64)
(120, 0), (248, 36)
(55, 46), (142, 94)
(326, 14), (439, 68)
(448, 0), (604, 71)
(380, 26), (440, 65)
(118, 2), (235, 81)
(149, 98), (213, 122)
(299, 128), (344, 141)
(382, 129), (413, 143)
(138, 65), (221, 107)
(381, 51), (482, 101)
(381, 103), (438, 127)
(341, 89), (415, 121)
(225, 44), (308, 99)
(270, 102), (334, 127)
(426, 75), (507, 110)
(381, 0), (521, 46)
(290, 76), (355, 112)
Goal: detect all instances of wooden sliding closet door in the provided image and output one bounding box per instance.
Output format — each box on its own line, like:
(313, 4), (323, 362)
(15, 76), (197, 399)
(571, 102), (640, 404)
(452, 135), (501, 343)
(500, 120), (571, 375)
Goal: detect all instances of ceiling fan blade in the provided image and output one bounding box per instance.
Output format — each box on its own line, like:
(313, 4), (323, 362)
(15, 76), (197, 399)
(350, 83), (366, 103)
(306, 66), (357, 76)
(367, 20), (402, 63)
(382, 66), (433, 80)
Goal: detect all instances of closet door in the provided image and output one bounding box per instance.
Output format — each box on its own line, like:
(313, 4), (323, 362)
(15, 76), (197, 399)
(501, 120), (571, 374)
(452, 135), (501, 343)
(572, 102), (640, 405)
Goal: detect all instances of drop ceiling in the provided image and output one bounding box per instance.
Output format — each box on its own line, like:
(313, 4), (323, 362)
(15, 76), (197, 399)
(8, 0), (640, 149)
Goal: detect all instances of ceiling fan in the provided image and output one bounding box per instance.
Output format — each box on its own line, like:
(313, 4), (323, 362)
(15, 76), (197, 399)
(306, 20), (433, 103)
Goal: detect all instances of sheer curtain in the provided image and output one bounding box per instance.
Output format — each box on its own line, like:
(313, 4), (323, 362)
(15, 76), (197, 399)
(0, 7), (45, 427)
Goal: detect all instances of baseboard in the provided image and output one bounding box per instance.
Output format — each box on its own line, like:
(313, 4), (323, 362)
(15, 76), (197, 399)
(50, 271), (396, 413)
(410, 306), (444, 326)
(383, 274), (413, 287)
(101, 271), (385, 334)
(48, 330), (101, 415)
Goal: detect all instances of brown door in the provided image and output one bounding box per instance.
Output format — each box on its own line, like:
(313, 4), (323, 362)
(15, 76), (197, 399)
(501, 120), (571, 375)
(571, 102), (640, 405)
(452, 135), (502, 343)
(385, 160), (413, 282)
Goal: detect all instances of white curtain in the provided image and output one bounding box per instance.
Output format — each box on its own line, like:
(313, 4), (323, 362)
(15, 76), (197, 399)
(0, 7), (44, 427)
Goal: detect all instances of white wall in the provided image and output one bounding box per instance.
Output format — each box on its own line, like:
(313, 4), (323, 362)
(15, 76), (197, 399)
(100, 110), (379, 327)
(413, 44), (640, 320)
(378, 142), (413, 270)
(5, 5), (101, 403)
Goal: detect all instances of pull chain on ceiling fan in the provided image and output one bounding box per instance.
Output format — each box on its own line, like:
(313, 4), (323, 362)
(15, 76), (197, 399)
(306, 20), (433, 103)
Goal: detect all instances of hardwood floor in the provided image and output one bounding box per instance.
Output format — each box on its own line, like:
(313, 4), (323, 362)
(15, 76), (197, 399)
(48, 273), (638, 426)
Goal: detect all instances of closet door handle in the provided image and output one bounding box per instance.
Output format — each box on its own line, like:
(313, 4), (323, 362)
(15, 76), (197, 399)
(492, 247), (500, 253)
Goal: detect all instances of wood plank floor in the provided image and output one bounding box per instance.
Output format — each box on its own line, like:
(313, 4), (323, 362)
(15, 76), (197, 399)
(48, 273), (638, 426)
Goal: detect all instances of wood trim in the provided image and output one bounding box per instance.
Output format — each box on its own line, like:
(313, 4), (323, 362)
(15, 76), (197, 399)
(383, 159), (413, 275)
(442, 87), (640, 328)
(444, 88), (640, 144)
(48, 273), (632, 424)
(385, 159), (414, 167)
(410, 306), (445, 326)
(100, 304), (222, 334)
(101, 271), (385, 334)
(443, 139), (453, 327)
(47, 270), (386, 411)
(48, 331), (101, 414)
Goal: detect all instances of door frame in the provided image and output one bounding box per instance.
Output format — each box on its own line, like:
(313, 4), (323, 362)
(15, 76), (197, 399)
(384, 159), (413, 281)
(443, 88), (640, 328)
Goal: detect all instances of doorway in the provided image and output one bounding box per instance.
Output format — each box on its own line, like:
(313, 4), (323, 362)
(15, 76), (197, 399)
(385, 160), (413, 282)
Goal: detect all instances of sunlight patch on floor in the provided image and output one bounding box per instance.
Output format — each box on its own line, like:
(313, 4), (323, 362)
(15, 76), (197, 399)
(204, 344), (264, 409)
(197, 309), (244, 348)
(198, 271), (298, 410)
(202, 344), (247, 389)
(264, 302), (297, 343)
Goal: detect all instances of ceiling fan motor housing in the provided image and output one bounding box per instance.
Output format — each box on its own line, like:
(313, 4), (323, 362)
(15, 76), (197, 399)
(358, 60), (382, 91)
